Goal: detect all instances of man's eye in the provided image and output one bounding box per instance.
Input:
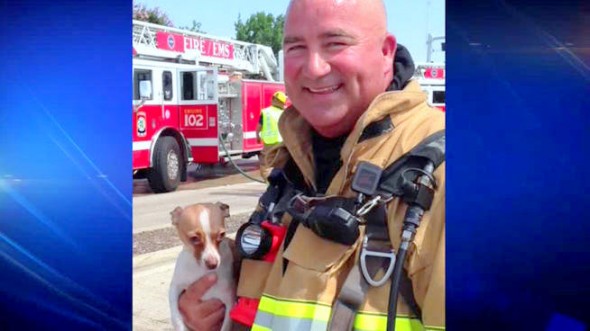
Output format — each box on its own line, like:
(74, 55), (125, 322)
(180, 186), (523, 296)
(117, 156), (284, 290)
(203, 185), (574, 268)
(327, 42), (347, 48)
(286, 45), (305, 52)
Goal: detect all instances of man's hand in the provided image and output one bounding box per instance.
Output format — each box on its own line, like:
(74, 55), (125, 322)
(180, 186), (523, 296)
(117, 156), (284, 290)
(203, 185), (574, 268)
(256, 123), (262, 144)
(178, 273), (226, 331)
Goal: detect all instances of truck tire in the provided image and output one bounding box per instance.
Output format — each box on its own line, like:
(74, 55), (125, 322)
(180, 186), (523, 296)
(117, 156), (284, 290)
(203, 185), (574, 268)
(148, 136), (181, 193)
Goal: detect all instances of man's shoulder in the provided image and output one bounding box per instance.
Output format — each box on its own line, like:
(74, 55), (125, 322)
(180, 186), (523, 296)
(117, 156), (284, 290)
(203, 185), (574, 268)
(371, 105), (445, 167)
(266, 144), (291, 168)
(388, 105), (444, 139)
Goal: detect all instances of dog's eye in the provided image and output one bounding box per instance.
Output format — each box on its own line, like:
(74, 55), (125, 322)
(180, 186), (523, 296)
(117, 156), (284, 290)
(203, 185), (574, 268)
(190, 236), (201, 245)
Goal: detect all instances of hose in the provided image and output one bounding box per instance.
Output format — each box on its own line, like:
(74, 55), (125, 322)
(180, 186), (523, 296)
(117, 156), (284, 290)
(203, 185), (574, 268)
(386, 224), (412, 331)
(387, 162), (436, 331)
(218, 133), (266, 184)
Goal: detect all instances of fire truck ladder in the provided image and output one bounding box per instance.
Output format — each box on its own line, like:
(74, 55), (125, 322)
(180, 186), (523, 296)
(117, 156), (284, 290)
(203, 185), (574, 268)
(132, 20), (279, 81)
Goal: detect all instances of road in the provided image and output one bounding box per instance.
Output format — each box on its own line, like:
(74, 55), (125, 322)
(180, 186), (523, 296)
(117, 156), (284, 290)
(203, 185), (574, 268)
(133, 158), (267, 234)
(133, 158), (263, 196)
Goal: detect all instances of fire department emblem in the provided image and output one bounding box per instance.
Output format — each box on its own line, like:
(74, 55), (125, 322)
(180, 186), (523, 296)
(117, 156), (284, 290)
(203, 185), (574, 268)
(137, 112), (147, 137)
(167, 35), (175, 49)
(430, 68), (438, 78)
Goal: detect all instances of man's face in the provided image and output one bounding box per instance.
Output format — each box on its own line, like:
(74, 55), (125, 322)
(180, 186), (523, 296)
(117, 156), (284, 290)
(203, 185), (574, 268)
(283, 0), (395, 138)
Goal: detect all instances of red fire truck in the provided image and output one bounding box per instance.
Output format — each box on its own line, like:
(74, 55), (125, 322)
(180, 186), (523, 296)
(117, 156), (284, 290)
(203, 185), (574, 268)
(413, 63), (446, 112)
(132, 20), (285, 193)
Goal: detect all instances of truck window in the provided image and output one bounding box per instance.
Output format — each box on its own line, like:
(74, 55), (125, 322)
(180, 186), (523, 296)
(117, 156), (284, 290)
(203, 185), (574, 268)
(134, 69), (153, 100)
(197, 70), (216, 101)
(181, 71), (216, 102)
(433, 90), (445, 104)
(163, 71), (173, 101)
(182, 72), (194, 100)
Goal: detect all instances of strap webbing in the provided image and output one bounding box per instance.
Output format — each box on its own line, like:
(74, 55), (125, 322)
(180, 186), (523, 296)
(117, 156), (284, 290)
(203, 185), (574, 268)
(328, 265), (366, 331)
(329, 205), (407, 331)
(328, 249), (386, 331)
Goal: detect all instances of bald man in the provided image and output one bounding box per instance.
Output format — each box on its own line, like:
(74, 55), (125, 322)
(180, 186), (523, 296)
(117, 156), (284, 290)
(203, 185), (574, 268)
(178, 1), (445, 330)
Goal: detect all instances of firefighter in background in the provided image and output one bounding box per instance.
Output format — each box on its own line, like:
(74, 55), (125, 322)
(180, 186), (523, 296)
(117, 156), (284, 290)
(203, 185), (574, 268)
(256, 91), (286, 180)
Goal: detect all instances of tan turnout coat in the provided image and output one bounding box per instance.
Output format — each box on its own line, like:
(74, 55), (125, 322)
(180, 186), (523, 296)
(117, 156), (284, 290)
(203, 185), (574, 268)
(237, 80), (445, 331)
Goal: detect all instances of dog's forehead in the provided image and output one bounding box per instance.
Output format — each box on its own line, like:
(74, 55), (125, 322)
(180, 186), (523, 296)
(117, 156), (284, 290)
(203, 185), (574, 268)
(179, 204), (223, 224)
(192, 203), (223, 215)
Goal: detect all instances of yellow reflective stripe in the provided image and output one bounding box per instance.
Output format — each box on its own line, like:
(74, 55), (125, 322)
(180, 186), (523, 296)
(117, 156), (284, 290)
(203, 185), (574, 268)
(251, 324), (271, 331)
(354, 312), (425, 331)
(254, 311), (328, 331)
(255, 295), (431, 331)
(257, 294), (331, 321)
(425, 327), (445, 331)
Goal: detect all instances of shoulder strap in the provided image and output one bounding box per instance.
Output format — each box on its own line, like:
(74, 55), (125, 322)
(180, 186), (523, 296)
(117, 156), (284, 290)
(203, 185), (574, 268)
(378, 129), (445, 198)
(265, 158), (314, 276)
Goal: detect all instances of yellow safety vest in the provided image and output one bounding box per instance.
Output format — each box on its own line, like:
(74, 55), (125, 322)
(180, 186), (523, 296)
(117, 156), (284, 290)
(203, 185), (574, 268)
(260, 106), (283, 145)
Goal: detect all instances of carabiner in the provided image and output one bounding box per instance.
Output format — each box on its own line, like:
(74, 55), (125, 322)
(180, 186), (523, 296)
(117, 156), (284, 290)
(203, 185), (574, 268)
(357, 196), (381, 216)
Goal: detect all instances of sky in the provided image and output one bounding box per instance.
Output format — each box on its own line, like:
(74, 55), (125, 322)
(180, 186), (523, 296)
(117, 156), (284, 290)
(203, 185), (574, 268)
(134, 0), (445, 63)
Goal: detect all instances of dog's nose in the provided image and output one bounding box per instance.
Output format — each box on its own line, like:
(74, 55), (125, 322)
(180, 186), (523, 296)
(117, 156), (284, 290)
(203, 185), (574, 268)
(204, 256), (219, 270)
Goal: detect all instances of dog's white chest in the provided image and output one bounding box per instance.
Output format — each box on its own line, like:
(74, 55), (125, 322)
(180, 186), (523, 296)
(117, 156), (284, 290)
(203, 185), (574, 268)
(172, 243), (232, 282)
(168, 241), (235, 331)
(172, 249), (208, 289)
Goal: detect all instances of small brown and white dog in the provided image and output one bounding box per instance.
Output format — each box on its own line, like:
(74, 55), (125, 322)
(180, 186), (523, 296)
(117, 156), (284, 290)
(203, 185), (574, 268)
(169, 202), (235, 331)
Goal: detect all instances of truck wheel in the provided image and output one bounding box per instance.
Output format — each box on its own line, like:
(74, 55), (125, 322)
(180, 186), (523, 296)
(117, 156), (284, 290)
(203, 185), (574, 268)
(148, 136), (181, 193)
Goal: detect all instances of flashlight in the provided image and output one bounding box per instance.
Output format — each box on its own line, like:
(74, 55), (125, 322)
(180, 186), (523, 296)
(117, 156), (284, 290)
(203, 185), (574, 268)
(235, 220), (286, 262)
(231, 220), (287, 326)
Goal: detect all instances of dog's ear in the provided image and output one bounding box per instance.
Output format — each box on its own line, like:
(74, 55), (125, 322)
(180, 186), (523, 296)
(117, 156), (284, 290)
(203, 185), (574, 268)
(215, 202), (230, 218)
(170, 206), (183, 226)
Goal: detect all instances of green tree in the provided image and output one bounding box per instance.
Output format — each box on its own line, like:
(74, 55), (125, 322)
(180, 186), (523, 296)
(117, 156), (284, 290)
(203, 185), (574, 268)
(179, 20), (206, 34)
(133, 3), (205, 33)
(235, 12), (284, 55)
(133, 3), (174, 27)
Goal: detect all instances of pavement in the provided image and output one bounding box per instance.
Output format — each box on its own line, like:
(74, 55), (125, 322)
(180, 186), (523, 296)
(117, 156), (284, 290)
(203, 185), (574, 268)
(133, 181), (266, 234)
(133, 246), (181, 331)
(133, 181), (264, 330)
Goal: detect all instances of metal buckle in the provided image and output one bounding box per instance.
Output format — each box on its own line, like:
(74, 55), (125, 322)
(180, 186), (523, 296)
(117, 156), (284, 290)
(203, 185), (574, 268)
(357, 196), (381, 216)
(360, 236), (396, 287)
(287, 193), (309, 213)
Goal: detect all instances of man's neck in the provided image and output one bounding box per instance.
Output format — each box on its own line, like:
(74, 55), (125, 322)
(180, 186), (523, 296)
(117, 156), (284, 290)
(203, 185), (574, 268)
(311, 129), (348, 194)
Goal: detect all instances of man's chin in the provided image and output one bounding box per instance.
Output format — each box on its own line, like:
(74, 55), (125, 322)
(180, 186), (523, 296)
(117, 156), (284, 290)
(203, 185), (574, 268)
(310, 119), (351, 138)
(296, 106), (351, 136)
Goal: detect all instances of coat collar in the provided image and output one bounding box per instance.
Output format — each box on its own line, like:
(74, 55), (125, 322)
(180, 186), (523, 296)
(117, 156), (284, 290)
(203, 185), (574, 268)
(278, 80), (427, 192)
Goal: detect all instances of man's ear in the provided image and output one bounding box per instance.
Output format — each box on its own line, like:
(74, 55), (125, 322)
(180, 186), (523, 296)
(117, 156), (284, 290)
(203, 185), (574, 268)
(382, 34), (397, 76)
(170, 206), (183, 226)
(215, 202), (230, 218)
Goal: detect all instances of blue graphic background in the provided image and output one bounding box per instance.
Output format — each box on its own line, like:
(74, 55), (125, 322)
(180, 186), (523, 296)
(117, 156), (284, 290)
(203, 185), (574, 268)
(0, 0), (588, 330)
(0, 0), (132, 329)
(447, 0), (590, 329)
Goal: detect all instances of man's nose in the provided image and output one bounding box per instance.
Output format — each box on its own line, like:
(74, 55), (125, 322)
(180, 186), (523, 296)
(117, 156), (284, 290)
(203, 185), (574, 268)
(303, 51), (331, 78)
